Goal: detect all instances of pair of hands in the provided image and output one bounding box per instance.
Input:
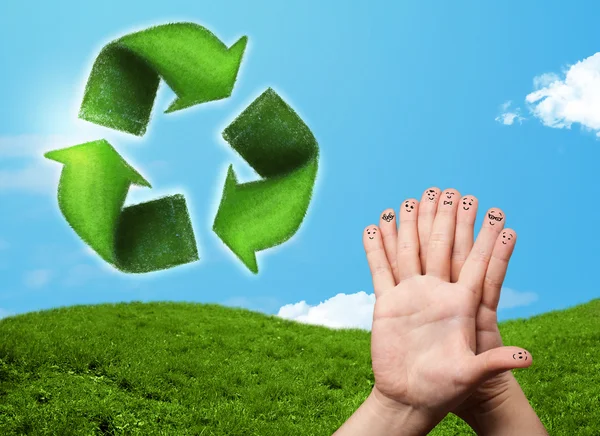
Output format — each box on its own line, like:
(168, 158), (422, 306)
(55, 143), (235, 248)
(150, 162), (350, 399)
(363, 187), (530, 429)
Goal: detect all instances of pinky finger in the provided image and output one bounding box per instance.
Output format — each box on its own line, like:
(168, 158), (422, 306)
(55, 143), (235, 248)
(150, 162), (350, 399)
(480, 228), (518, 311)
(363, 225), (396, 297)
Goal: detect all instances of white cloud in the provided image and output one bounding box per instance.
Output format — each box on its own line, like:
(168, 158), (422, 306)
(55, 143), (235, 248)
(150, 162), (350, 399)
(509, 52), (600, 137)
(495, 101), (526, 125)
(277, 291), (376, 331)
(526, 53), (600, 133)
(532, 72), (561, 90)
(497, 287), (538, 309)
(23, 269), (53, 288)
(276, 287), (537, 331)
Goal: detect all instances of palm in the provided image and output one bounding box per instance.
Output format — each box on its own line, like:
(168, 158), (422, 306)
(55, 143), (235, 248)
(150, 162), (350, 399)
(364, 189), (528, 422)
(371, 275), (480, 412)
(450, 306), (513, 418)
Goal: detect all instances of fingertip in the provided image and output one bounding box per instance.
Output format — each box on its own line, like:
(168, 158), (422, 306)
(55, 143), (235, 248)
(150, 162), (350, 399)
(511, 348), (532, 367)
(363, 224), (381, 247)
(442, 188), (460, 197)
(400, 198), (419, 218)
(460, 194), (478, 209)
(380, 209), (396, 225)
(501, 227), (517, 240)
(484, 207), (506, 229)
(438, 188), (460, 211)
(457, 194), (478, 224)
(421, 187), (441, 203)
(364, 224), (379, 233)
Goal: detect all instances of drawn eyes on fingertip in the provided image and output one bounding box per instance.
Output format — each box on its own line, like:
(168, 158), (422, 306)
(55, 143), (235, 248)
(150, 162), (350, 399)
(365, 227), (378, 240)
(501, 230), (514, 245)
(442, 191), (456, 206)
(487, 210), (504, 226)
(403, 200), (416, 213)
(381, 211), (395, 222)
(461, 196), (475, 211)
(424, 189), (438, 202)
(512, 350), (528, 361)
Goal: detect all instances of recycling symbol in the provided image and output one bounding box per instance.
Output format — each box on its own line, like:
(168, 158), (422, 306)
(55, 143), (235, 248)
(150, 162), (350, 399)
(45, 22), (319, 274)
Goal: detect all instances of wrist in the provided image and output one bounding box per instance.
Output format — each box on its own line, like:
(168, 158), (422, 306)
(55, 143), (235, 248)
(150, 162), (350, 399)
(334, 386), (442, 436)
(468, 374), (548, 435)
(370, 387), (441, 434)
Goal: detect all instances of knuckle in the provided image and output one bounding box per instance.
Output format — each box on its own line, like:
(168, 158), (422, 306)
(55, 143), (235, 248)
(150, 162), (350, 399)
(484, 274), (503, 289)
(471, 247), (491, 264)
(397, 240), (417, 254)
(452, 248), (469, 262)
(436, 207), (454, 216)
(428, 232), (451, 247)
(371, 263), (390, 277)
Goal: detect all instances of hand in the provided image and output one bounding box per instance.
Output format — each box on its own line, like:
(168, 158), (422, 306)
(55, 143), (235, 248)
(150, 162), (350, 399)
(375, 188), (519, 424)
(363, 187), (531, 424)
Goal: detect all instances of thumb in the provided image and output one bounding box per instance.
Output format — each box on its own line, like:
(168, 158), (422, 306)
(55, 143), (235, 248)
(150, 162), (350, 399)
(468, 346), (533, 385)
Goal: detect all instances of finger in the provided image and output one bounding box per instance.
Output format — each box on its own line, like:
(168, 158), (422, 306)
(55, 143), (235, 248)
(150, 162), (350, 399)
(418, 187), (441, 273)
(468, 347), (532, 386)
(480, 229), (517, 311)
(363, 225), (396, 297)
(397, 198), (421, 281)
(451, 195), (479, 282)
(426, 188), (460, 281)
(379, 208), (400, 284)
(458, 208), (506, 301)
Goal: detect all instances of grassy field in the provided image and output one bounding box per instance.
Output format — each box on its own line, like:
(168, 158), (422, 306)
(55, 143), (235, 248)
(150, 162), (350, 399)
(0, 298), (598, 435)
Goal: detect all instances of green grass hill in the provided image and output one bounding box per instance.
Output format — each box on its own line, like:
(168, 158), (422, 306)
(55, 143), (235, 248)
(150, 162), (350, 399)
(0, 298), (599, 435)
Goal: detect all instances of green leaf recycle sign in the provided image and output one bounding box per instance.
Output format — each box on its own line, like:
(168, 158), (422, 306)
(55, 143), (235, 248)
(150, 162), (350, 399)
(45, 22), (319, 274)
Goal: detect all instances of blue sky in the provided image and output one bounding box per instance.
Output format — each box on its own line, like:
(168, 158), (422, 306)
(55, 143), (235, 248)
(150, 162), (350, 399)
(1, 0), (599, 330)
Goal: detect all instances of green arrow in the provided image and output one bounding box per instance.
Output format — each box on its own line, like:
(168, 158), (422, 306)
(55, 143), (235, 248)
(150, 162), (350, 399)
(213, 88), (319, 273)
(79, 22), (248, 136)
(45, 139), (199, 273)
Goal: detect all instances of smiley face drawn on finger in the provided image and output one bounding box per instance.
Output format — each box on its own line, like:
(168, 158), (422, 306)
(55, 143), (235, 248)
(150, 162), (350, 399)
(366, 227), (378, 240)
(462, 196), (474, 211)
(442, 191), (455, 206)
(501, 231), (514, 245)
(382, 212), (395, 222)
(403, 200), (416, 213)
(425, 189), (438, 202)
(512, 350), (528, 361)
(488, 210), (504, 226)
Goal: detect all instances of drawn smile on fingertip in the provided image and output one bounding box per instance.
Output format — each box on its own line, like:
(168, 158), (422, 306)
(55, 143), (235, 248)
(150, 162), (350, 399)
(488, 210), (504, 226)
(501, 230), (514, 245)
(513, 351), (528, 360)
(462, 197), (474, 210)
(382, 212), (395, 222)
(366, 227), (377, 239)
(403, 200), (416, 213)
(425, 189), (437, 201)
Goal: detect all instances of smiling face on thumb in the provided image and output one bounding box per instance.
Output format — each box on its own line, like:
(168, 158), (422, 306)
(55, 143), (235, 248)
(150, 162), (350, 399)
(468, 346), (533, 386)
